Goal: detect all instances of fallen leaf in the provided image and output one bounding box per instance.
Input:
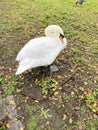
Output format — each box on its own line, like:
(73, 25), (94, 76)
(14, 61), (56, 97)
(24, 97), (29, 102)
(71, 91), (74, 95)
(34, 100), (39, 103)
(46, 121), (50, 125)
(92, 109), (96, 113)
(74, 106), (80, 110)
(96, 23), (98, 27)
(9, 100), (15, 105)
(40, 124), (45, 129)
(0, 66), (4, 70)
(16, 89), (21, 93)
(95, 68), (98, 74)
(79, 126), (83, 130)
(54, 91), (59, 96)
(84, 82), (88, 85)
(94, 40), (97, 43)
(20, 127), (24, 130)
(63, 114), (67, 120)
(30, 84), (33, 87)
(4, 111), (8, 116)
(79, 86), (84, 91)
(58, 87), (62, 90)
(6, 123), (10, 129)
(35, 78), (38, 84)
(57, 75), (63, 79)
(69, 118), (73, 124)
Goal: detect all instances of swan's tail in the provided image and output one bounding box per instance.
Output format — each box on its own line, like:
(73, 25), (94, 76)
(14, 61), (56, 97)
(16, 59), (32, 75)
(16, 65), (30, 75)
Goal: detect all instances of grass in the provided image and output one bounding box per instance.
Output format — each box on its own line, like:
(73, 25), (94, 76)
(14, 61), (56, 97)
(0, 0), (98, 129)
(27, 116), (37, 130)
(84, 89), (98, 113)
(0, 121), (6, 130)
(39, 78), (58, 95)
(40, 108), (52, 119)
(1, 74), (19, 96)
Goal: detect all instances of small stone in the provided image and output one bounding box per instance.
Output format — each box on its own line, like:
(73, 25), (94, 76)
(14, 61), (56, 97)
(0, 94), (2, 100)
(0, 100), (2, 105)
(8, 109), (18, 120)
(9, 120), (25, 130)
(74, 106), (80, 110)
(50, 65), (59, 72)
(6, 95), (14, 104)
(6, 104), (16, 113)
(40, 124), (45, 129)
(0, 98), (5, 120)
(0, 109), (5, 120)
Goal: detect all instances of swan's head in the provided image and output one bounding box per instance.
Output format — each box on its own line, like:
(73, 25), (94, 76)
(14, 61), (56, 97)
(45, 25), (65, 43)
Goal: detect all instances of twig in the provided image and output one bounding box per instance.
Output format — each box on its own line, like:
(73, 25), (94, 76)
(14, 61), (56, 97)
(61, 65), (78, 86)
(21, 91), (37, 101)
(61, 72), (77, 86)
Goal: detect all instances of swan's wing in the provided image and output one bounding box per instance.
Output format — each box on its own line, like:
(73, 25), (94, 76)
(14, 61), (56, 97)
(16, 37), (58, 61)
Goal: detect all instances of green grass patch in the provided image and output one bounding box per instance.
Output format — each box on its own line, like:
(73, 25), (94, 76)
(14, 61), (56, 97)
(39, 78), (58, 95)
(4, 76), (19, 96)
(74, 56), (86, 62)
(27, 116), (38, 130)
(84, 89), (98, 114)
(40, 108), (52, 119)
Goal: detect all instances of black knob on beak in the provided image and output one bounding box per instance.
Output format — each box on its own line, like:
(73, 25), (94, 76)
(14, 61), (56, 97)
(59, 33), (64, 38)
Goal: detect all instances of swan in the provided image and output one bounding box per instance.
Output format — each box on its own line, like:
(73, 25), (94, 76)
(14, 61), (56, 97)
(15, 25), (67, 75)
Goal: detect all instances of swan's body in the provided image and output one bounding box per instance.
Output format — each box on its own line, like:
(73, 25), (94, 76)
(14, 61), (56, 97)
(16, 25), (67, 75)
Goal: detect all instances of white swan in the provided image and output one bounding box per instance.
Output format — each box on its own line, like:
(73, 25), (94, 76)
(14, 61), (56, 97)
(15, 25), (67, 75)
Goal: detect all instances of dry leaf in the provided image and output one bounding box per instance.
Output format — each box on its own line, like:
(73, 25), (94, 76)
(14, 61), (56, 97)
(69, 118), (73, 124)
(54, 91), (59, 96)
(92, 109), (96, 113)
(10, 100), (15, 105)
(35, 78), (38, 84)
(63, 114), (67, 120)
(0, 66), (4, 70)
(84, 82), (88, 85)
(79, 86), (84, 91)
(95, 68), (98, 74)
(58, 87), (62, 90)
(16, 89), (21, 93)
(34, 100), (39, 103)
(57, 75), (63, 79)
(96, 23), (98, 27)
(94, 40), (97, 43)
(6, 123), (10, 129)
(24, 97), (29, 103)
(4, 111), (8, 116)
(71, 91), (74, 95)
(30, 84), (33, 87)
(20, 127), (24, 130)
(46, 121), (50, 125)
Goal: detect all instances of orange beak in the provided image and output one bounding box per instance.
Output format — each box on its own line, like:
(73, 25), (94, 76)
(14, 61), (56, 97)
(59, 36), (64, 43)
(59, 33), (64, 43)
